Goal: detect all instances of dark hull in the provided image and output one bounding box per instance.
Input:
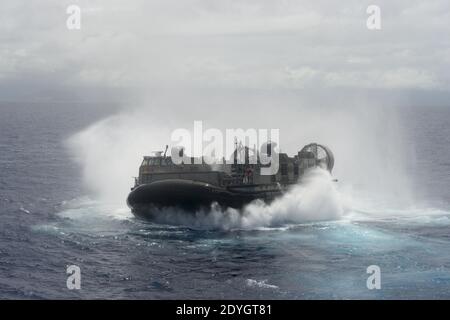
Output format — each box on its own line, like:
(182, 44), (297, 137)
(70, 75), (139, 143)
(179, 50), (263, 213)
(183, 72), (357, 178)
(127, 179), (279, 219)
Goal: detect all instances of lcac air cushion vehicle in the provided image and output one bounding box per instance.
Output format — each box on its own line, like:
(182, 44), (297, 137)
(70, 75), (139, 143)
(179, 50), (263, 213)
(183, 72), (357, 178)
(127, 142), (334, 219)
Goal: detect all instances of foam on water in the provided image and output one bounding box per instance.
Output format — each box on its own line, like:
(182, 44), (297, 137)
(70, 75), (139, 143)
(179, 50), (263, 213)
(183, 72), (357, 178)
(144, 168), (344, 229)
(51, 169), (450, 233)
(246, 279), (279, 290)
(52, 167), (345, 231)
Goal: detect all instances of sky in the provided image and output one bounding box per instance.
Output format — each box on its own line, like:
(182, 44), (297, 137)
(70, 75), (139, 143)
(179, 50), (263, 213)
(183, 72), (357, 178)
(0, 0), (449, 103)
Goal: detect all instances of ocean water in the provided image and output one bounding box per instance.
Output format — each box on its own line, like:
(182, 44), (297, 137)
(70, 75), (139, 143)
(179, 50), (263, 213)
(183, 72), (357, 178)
(0, 102), (449, 299)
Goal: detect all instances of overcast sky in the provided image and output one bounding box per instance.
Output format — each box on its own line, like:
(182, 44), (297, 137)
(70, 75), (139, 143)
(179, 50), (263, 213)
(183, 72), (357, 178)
(1, 0), (449, 104)
(2, 0), (446, 203)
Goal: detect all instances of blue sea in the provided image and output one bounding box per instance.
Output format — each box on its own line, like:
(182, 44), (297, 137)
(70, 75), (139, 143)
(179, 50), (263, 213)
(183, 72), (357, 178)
(1, 102), (449, 299)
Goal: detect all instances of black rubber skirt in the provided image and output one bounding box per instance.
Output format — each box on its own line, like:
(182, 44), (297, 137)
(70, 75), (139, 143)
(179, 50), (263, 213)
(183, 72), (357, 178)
(127, 179), (259, 219)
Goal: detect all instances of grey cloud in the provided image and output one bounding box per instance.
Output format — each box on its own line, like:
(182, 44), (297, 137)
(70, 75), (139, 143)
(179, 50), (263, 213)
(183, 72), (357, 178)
(0, 0), (449, 102)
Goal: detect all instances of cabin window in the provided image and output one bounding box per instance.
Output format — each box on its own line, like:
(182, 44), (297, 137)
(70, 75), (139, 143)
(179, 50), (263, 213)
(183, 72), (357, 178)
(150, 158), (161, 166)
(294, 165), (299, 175)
